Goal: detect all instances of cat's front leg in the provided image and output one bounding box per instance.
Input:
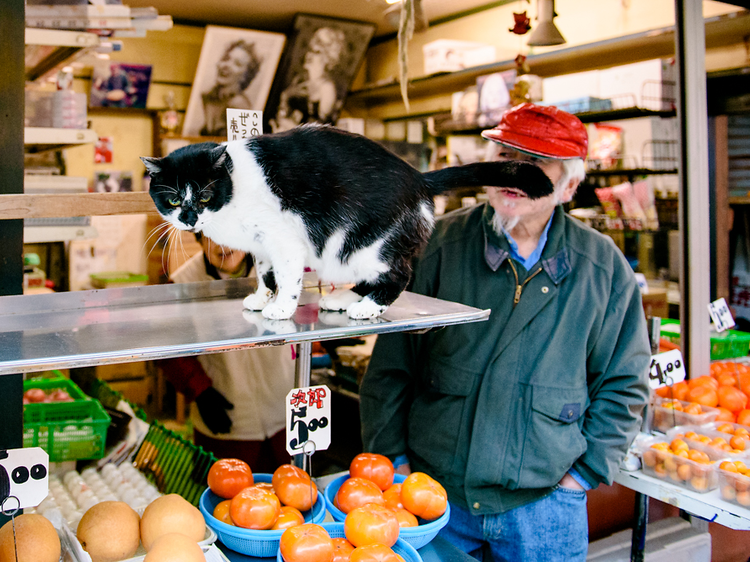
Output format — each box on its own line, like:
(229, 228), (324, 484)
(260, 253), (306, 320)
(346, 271), (410, 319)
(242, 258), (275, 311)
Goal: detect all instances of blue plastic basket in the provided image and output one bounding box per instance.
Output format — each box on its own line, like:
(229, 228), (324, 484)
(277, 522), (422, 562)
(199, 473), (326, 557)
(323, 473), (450, 550)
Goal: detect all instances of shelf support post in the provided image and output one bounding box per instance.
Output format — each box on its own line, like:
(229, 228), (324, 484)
(675, 0), (711, 378)
(0, 0), (26, 527)
(292, 342), (313, 472)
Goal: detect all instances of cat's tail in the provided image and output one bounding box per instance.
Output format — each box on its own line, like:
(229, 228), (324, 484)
(422, 161), (554, 200)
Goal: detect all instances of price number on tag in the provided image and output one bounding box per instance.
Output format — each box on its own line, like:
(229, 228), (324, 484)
(286, 385), (331, 456)
(648, 349), (686, 390)
(0, 447), (49, 511)
(226, 109), (263, 142)
(708, 297), (735, 333)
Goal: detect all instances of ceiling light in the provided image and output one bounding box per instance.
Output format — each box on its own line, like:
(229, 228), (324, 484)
(385, 0), (401, 4)
(528, 0), (566, 46)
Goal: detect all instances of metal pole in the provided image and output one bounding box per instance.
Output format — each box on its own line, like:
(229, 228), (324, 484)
(292, 342), (313, 471)
(675, 0), (711, 379)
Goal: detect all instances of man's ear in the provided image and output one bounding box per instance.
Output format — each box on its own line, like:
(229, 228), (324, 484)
(140, 156), (162, 176)
(559, 178), (580, 204)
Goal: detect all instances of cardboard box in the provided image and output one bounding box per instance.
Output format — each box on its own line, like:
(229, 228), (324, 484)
(422, 40), (495, 75)
(542, 70), (601, 104)
(598, 59), (676, 111)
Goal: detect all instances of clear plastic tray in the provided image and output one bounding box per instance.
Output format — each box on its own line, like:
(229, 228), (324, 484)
(650, 397), (719, 433)
(717, 464), (750, 509)
(666, 425), (750, 462)
(635, 435), (718, 493)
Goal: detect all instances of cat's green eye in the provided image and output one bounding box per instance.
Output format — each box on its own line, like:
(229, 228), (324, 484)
(168, 198), (181, 206)
(200, 195), (211, 203)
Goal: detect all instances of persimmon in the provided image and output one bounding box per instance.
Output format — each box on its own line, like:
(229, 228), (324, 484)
(718, 385), (748, 413)
(687, 385), (718, 408)
(208, 458), (254, 499)
(715, 407), (736, 423)
(737, 409), (750, 426)
(655, 382), (689, 401)
(717, 373), (739, 387)
(688, 375), (718, 391)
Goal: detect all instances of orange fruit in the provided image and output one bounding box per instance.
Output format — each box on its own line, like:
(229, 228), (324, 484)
(670, 438), (689, 453)
(730, 435), (747, 451)
(718, 385), (748, 413)
(688, 449), (710, 463)
(717, 373), (739, 387)
(720, 461), (738, 472)
(687, 385), (719, 408)
(683, 403), (702, 415)
(716, 423), (735, 434)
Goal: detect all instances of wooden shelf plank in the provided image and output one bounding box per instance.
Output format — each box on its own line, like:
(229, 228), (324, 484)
(0, 192), (156, 220)
(24, 127), (98, 153)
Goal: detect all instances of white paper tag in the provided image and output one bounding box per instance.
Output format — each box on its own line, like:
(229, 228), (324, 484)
(708, 297), (735, 332)
(226, 109), (262, 141)
(285, 385), (331, 457)
(648, 349), (687, 389)
(634, 273), (649, 294)
(0, 447), (49, 510)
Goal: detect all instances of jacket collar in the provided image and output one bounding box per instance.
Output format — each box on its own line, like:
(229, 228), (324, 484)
(482, 204), (572, 285)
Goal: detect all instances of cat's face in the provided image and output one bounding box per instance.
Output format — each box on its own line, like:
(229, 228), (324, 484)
(141, 143), (233, 234)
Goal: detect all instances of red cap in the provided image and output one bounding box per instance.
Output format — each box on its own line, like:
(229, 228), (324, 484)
(481, 103), (588, 159)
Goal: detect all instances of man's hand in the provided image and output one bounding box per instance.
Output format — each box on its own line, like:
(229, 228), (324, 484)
(395, 463), (412, 476)
(195, 387), (234, 434)
(558, 472), (585, 491)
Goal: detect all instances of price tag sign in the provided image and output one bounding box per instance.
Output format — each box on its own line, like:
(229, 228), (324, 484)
(0, 447), (49, 510)
(648, 349), (687, 390)
(708, 297), (735, 333)
(285, 385), (331, 457)
(226, 109), (263, 141)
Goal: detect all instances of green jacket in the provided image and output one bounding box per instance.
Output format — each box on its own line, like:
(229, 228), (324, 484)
(359, 204), (650, 515)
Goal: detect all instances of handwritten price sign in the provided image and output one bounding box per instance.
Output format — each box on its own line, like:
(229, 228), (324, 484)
(285, 385), (331, 457)
(708, 297), (735, 333)
(648, 349), (687, 390)
(226, 109), (263, 141)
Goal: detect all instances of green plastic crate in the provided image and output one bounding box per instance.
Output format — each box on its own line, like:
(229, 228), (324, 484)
(132, 421), (217, 506)
(661, 318), (750, 360)
(23, 375), (88, 402)
(86, 378), (147, 421)
(23, 393), (111, 462)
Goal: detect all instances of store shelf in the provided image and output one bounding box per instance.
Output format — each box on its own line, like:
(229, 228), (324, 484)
(348, 11), (750, 110)
(585, 168), (679, 178)
(729, 196), (750, 205)
(615, 468), (750, 531)
(0, 278), (490, 375)
(24, 127), (98, 153)
(24, 28), (100, 82)
(23, 225), (98, 243)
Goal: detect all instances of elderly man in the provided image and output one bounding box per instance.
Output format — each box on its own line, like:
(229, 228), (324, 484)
(359, 103), (650, 561)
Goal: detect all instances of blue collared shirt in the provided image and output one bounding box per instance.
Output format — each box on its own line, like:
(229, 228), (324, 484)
(502, 209), (555, 270)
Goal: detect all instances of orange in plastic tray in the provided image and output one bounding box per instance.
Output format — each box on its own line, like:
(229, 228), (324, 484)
(718, 460), (750, 508)
(651, 397), (719, 433)
(637, 436), (718, 493)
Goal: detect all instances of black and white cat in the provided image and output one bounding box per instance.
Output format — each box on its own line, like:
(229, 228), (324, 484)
(142, 125), (553, 320)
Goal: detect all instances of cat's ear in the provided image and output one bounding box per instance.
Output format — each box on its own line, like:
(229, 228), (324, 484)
(140, 156), (162, 176)
(212, 145), (229, 171)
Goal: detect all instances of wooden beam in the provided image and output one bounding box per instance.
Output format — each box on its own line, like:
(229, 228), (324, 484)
(0, 192), (157, 219)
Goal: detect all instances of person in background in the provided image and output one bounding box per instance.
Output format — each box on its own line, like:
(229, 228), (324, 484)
(160, 233), (295, 473)
(270, 27), (346, 132)
(201, 40), (263, 136)
(359, 103), (650, 562)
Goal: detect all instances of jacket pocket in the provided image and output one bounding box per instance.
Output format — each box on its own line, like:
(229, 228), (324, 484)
(515, 384), (588, 489)
(407, 356), (480, 473)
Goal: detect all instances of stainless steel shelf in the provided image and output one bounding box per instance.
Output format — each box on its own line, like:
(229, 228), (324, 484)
(0, 279), (490, 375)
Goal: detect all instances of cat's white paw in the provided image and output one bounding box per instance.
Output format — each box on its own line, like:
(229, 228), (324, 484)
(243, 289), (273, 311)
(347, 298), (387, 319)
(262, 300), (297, 320)
(319, 288), (362, 311)
(241, 310), (297, 334)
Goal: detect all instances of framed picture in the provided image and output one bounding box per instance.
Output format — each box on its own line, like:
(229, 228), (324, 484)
(89, 62), (152, 109)
(265, 14), (376, 133)
(183, 25), (286, 137)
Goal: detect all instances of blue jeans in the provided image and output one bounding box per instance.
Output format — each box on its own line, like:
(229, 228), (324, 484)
(439, 486), (588, 562)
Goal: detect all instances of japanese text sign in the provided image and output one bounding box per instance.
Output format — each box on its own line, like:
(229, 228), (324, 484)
(226, 109), (262, 141)
(708, 297), (735, 333)
(285, 385), (331, 456)
(648, 349), (686, 390)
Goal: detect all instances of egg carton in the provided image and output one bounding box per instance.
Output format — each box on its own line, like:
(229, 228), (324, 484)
(35, 464), (162, 532)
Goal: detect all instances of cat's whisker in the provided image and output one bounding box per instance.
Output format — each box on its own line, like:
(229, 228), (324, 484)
(147, 223), (173, 263)
(162, 227), (177, 277)
(142, 221), (171, 259)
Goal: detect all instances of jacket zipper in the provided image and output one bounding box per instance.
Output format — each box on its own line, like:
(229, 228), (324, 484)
(507, 260), (543, 307)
